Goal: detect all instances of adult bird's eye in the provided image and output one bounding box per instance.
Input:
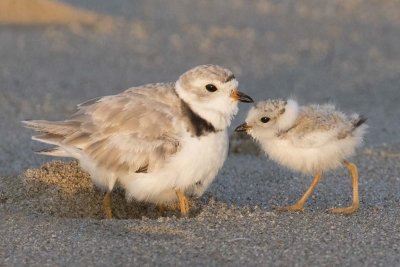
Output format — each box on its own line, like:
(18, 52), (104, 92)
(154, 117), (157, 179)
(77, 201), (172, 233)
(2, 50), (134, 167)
(260, 117), (270, 123)
(205, 84), (218, 92)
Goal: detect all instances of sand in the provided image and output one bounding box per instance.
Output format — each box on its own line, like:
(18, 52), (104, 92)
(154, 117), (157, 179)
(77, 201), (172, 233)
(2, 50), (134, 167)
(0, 0), (119, 33)
(1, 0), (400, 265)
(14, 160), (203, 219)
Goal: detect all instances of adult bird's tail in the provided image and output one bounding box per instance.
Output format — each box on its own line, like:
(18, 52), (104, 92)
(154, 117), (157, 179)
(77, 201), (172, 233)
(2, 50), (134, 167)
(22, 120), (79, 156)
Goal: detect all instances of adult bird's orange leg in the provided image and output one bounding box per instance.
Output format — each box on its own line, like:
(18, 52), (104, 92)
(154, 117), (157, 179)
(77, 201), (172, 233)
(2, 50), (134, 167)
(329, 161), (360, 214)
(276, 172), (322, 212)
(175, 189), (189, 216)
(102, 191), (113, 219)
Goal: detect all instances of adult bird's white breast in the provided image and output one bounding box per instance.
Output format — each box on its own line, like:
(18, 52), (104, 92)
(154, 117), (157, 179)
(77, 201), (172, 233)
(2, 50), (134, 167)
(119, 130), (229, 203)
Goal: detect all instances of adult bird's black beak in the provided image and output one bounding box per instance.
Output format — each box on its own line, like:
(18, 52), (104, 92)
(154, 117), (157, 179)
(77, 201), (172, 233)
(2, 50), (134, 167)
(235, 122), (251, 132)
(230, 90), (254, 103)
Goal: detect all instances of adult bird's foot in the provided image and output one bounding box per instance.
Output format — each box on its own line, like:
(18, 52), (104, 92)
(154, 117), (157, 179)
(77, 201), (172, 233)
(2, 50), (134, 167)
(175, 189), (189, 216)
(102, 192), (113, 219)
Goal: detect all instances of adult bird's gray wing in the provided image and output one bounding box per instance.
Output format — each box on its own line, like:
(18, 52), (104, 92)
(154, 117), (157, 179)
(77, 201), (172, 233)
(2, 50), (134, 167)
(23, 84), (183, 174)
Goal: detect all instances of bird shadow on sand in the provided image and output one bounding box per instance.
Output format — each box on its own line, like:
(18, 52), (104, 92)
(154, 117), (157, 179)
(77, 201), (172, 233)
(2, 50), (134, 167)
(11, 160), (206, 220)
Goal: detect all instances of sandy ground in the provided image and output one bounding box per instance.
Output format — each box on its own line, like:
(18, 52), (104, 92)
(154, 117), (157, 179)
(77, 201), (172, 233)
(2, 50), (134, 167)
(1, 0), (400, 266)
(0, 0), (112, 26)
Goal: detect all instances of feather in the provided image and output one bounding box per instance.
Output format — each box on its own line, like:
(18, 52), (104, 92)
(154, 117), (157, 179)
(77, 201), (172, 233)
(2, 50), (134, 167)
(23, 84), (184, 175)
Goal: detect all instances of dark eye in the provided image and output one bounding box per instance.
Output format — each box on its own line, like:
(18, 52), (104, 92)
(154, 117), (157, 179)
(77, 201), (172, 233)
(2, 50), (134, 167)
(205, 84), (218, 92)
(260, 117), (270, 123)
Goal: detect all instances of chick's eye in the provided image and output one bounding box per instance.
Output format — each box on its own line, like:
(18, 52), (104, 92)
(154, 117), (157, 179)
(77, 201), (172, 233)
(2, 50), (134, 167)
(205, 84), (218, 92)
(260, 117), (270, 123)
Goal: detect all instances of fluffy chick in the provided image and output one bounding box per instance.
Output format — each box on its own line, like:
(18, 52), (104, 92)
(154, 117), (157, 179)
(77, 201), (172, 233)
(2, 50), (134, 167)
(236, 99), (367, 214)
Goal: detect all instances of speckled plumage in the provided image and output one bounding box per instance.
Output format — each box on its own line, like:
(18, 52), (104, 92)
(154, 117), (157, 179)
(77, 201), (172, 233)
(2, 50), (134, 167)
(237, 98), (367, 214)
(278, 103), (364, 143)
(243, 99), (367, 174)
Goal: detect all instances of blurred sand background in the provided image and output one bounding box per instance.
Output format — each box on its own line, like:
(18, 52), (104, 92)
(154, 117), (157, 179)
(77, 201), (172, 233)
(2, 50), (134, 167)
(1, 0), (400, 266)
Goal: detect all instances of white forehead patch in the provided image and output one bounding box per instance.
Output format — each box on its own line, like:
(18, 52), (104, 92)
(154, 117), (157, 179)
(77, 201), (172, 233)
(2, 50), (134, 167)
(246, 106), (259, 123)
(226, 79), (239, 89)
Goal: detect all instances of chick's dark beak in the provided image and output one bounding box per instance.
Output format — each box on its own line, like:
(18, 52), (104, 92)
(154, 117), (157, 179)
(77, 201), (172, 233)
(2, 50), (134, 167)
(231, 90), (254, 103)
(235, 122), (251, 132)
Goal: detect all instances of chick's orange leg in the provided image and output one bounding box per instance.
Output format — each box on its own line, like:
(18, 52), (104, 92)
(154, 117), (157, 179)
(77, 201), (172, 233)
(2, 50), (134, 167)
(102, 191), (113, 219)
(329, 161), (359, 215)
(175, 189), (189, 216)
(276, 172), (322, 212)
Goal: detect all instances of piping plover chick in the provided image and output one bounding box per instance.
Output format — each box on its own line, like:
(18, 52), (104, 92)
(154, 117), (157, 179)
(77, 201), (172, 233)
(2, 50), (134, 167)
(235, 99), (367, 214)
(23, 64), (253, 218)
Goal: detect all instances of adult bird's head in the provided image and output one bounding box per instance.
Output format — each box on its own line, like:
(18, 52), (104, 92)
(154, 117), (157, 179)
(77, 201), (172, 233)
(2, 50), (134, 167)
(175, 64), (253, 130)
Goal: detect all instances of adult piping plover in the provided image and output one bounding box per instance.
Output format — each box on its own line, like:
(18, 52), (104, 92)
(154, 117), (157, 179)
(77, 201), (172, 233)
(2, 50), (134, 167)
(235, 99), (367, 214)
(23, 64), (253, 218)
